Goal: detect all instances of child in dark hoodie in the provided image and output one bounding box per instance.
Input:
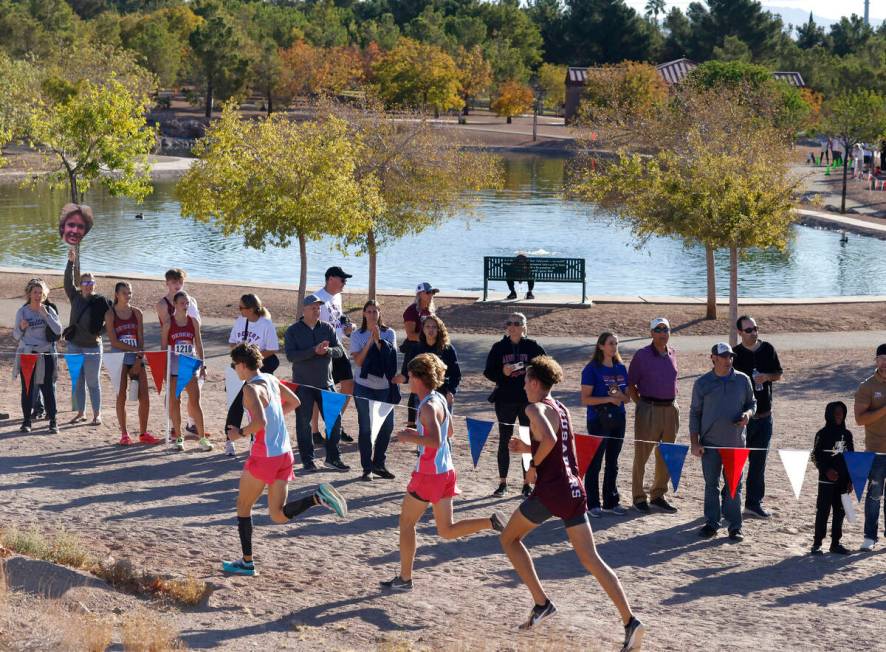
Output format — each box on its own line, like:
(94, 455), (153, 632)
(811, 401), (854, 555)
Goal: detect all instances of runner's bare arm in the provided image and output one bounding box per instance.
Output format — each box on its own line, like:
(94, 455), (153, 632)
(279, 381), (301, 415)
(525, 402), (557, 465)
(160, 320), (170, 350)
(155, 299), (167, 325)
(397, 401), (441, 446)
(193, 319), (205, 361)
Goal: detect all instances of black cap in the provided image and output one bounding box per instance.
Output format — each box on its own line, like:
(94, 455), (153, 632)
(325, 266), (352, 279)
(877, 343), (886, 357)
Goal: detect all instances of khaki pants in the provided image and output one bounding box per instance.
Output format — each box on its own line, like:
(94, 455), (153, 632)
(632, 400), (679, 504)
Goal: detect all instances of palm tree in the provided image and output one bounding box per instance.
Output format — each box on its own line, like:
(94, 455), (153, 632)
(645, 0), (666, 24)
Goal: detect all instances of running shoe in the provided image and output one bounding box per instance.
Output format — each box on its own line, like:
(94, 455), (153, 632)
(650, 497), (677, 513)
(91, 415), (102, 426)
(490, 512), (506, 533)
(493, 483), (507, 497)
(521, 484), (532, 498)
(359, 472), (373, 482)
(380, 575), (413, 591)
(810, 544), (823, 555)
(518, 599), (557, 630)
(603, 504), (628, 516)
(48, 420), (58, 434)
(198, 437), (214, 451)
(222, 559), (256, 576)
(860, 538), (876, 551)
(620, 616), (645, 651)
(316, 483), (348, 517)
(505, 291), (518, 300)
(325, 459), (350, 472)
(119, 432), (133, 446)
(371, 466), (395, 480)
(589, 507), (603, 518)
(174, 436), (185, 451)
(139, 432), (161, 445)
(19, 421), (31, 433)
(186, 423), (198, 435)
(829, 543), (851, 555)
(32, 409), (45, 420)
(340, 430), (354, 443)
(525, 292), (535, 300)
(69, 414), (86, 424)
(224, 440), (236, 457)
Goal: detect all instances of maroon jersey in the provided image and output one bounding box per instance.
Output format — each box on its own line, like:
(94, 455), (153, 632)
(530, 397), (587, 519)
(112, 308), (138, 345)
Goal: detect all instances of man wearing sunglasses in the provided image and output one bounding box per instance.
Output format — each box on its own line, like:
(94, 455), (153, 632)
(732, 315), (783, 519)
(627, 317), (680, 514)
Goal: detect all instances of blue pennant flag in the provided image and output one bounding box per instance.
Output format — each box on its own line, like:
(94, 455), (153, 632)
(844, 451), (876, 502)
(465, 418), (494, 468)
(320, 390), (347, 439)
(659, 442), (689, 492)
(175, 355), (202, 398)
(64, 354), (85, 410)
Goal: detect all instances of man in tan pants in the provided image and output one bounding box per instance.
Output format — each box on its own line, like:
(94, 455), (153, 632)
(627, 318), (680, 514)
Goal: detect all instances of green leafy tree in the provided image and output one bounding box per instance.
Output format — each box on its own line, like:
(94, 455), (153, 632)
(679, 0), (785, 61)
(248, 39), (287, 116)
(526, 0), (566, 64)
(821, 90), (886, 213)
(829, 14), (872, 56)
(645, 0), (666, 24)
(0, 52), (40, 167)
(123, 15), (186, 87)
(189, 2), (249, 117)
(562, 0), (657, 64)
(457, 45), (492, 112)
(796, 12), (827, 49)
(537, 62), (566, 112)
(0, 0), (80, 58)
(372, 37), (462, 114)
(177, 104), (382, 313)
(29, 77), (157, 203)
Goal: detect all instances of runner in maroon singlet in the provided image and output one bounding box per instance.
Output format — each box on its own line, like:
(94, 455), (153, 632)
(499, 355), (645, 650)
(105, 282), (158, 446)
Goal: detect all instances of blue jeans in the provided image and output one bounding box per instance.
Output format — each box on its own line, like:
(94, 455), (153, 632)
(294, 385), (341, 467)
(354, 384), (394, 473)
(701, 449), (743, 531)
(584, 414), (625, 509)
(67, 343), (102, 415)
(744, 415), (772, 508)
(863, 454), (886, 541)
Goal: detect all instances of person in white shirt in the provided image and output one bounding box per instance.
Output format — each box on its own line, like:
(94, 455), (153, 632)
(225, 294), (281, 456)
(311, 266), (355, 444)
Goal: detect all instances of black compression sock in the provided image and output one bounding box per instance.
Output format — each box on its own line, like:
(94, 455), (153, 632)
(237, 516), (253, 558)
(282, 495), (315, 520)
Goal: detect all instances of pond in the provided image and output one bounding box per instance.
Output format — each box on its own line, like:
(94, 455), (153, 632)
(0, 154), (881, 297)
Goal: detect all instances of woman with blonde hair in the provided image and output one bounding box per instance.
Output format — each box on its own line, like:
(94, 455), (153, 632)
(13, 278), (62, 433)
(397, 315), (461, 425)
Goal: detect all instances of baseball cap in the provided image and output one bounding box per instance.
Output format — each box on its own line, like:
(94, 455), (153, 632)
(416, 282), (440, 294)
(877, 343), (886, 357)
(650, 317), (670, 330)
(325, 266), (352, 279)
(711, 342), (735, 357)
(303, 294), (323, 306)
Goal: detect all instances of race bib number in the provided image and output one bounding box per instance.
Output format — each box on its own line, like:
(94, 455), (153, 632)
(121, 335), (137, 347)
(174, 342), (193, 356)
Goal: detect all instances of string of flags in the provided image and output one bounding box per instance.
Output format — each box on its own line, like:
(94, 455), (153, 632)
(10, 351), (884, 503)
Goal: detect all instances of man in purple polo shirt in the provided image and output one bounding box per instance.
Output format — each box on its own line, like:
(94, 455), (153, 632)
(627, 317), (679, 514)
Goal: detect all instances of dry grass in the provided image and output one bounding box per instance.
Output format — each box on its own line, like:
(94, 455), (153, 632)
(94, 559), (207, 606)
(121, 609), (186, 651)
(60, 611), (114, 652)
(0, 526), (90, 568)
(0, 560), (8, 609)
(146, 575), (207, 606)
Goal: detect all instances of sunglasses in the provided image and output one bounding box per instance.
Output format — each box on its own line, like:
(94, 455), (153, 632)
(506, 321), (524, 327)
(652, 327), (670, 333)
(742, 327), (758, 333)
(80, 280), (95, 286)
(239, 305), (248, 310)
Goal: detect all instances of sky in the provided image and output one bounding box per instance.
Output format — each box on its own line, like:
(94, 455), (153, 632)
(623, 1), (883, 24)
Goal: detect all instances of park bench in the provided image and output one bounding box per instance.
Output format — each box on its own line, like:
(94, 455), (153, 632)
(483, 256), (587, 303)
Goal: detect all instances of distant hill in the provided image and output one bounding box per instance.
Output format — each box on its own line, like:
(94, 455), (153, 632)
(764, 7), (838, 28)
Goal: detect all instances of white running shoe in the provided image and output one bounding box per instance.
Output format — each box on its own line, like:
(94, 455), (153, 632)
(860, 537), (876, 551)
(174, 436), (185, 451)
(198, 437), (213, 452)
(224, 440), (236, 457)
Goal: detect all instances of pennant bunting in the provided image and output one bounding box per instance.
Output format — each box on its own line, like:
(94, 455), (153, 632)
(844, 451), (876, 502)
(175, 355), (202, 398)
(280, 380), (299, 394)
(102, 352), (126, 395)
(778, 449), (810, 500)
(518, 425), (532, 472)
(574, 434), (603, 478)
(369, 400), (395, 445)
(224, 366), (243, 410)
(19, 353), (37, 394)
(720, 448), (750, 499)
(64, 353), (84, 398)
(320, 390), (347, 439)
(465, 418), (494, 468)
(144, 351), (167, 394)
(659, 442), (689, 492)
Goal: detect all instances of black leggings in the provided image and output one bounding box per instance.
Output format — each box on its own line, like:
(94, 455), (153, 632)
(20, 355), (56, 422)
(814, 481), (845, 546)
(506, 280), (534, 293)
(494, 401), (529, 480)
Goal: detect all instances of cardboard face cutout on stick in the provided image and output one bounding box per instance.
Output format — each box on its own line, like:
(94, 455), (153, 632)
(58, 204), (94, 246)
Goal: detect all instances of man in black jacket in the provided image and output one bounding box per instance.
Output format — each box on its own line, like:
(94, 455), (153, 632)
(811, 401), (854, 555)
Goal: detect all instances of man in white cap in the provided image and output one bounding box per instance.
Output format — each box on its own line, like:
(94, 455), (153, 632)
(627, 317), (680, 514)
(690, 343), (756, 541)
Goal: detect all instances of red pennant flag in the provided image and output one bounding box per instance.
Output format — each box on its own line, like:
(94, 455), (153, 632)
(281, 380), (299, 393)
(720, 448), (750, 498)
(144, 351), (167, 394)
(19, 353), (38, 393)
(574, 434), (603, 478)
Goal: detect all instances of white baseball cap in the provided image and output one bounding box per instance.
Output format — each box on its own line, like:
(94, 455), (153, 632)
(650, 317), (670, 330)
(711, 342), (735, 357)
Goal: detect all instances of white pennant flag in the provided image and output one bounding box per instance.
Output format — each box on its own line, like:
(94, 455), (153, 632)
(518, 425), (532, 472)
(778, 449), (810, 500)
(224, 366), (244, 410)
(102, 352), (126, 395)
(369, 399), (395, 445)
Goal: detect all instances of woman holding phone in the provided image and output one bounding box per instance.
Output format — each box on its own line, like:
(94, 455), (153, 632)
(483, 312), (546, 498)
(161, 291), (210, 452)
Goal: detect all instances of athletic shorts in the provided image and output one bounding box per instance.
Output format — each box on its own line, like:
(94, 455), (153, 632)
(519, 495), (589, 528)
(407, 470), (460, 504)
(332, 354), (354, 383)
(244, 451), (295, 485)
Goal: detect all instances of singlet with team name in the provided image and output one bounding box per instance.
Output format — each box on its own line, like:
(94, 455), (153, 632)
(414, 391), (454, 475)
(247, 373), (292, 458)
(112, 308), (138, 349)
(531, 397), (587, 518)
(168, 316), (196, 360)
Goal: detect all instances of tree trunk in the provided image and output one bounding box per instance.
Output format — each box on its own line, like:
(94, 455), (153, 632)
(205, 75), (213, 119)
(705, 245), (717, 320)
(68, 171), (78, 203)
(296, 232), (308, 319)
(841, 151), (849, 213)
(506, 116), (512, 124)
(728, 247), (739, 347)
(266, 87), (273, 117)
(367, 229), (377, 301)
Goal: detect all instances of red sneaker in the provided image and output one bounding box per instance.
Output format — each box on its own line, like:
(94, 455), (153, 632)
(119, 433), (133, 446)
(139, 432), (162, 445)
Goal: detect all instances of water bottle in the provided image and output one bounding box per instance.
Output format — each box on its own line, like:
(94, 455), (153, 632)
(752, 368), (763, 392)
(128, 378), (139, 401)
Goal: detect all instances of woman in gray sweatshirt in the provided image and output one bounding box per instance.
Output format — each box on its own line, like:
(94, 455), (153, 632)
(13, 278), (62, 433)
